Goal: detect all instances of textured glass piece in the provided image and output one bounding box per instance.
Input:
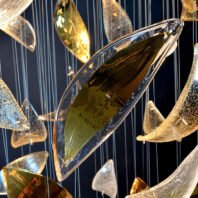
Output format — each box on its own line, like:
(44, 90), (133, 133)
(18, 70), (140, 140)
(11, 99), (47, 148)
(53, 19), (183, 181)
(102, 0), (132, 51)
(0, 151), (48, 195)
(181, 0), (198, 21)
(0, 79), (30, 131)
(125, 145), (198, 198)
(130, 177), (148, 195)
(137, 43), (198, 142)
(92, 160), (117, 198)
(0, 0), (32, 26)
(1, 15), (36, 52)
(54, 0), (90, 63)
(2, 168), (72, 198)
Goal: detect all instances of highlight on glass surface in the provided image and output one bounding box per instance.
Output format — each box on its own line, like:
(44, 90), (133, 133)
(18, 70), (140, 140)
(0, 79), (30, 131)
(11, 99), (47, 148)
(92, 160), (117, 198)
(137, 43), (198, 142)
(54, 0), (90, 63)
(0, 151), (48, 195)
(2, 167), (73, 198)
(181, 0), (198, 21)
(130, 177), (148, 195)
(102, 0), (133, 51)
(53, 18), (183, 181)
(125, 145), (198, 198)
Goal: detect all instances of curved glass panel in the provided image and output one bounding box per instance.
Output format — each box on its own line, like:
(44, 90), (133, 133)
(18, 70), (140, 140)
(181, 0), (198, 21)
(53, 19), (183, 181)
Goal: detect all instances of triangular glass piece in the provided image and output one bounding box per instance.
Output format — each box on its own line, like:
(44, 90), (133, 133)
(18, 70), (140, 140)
(125, 145), (198, 198)
(92, 160), (117, 198)
(11, 99), (47, 148)
(2, 167), (72, 198)
(181, 0), (198, 21)
(0, 79), (30, 131)
(102, 0), (133, 51)
(137, 43), (198, 142)
(130, 177), (148, 195)
(0, 151), (48, 195)
(0, 0), (33, 26)
(1, 15), (36, 52)
(54, 0), (90, 63)
(53, 19), (183, 181)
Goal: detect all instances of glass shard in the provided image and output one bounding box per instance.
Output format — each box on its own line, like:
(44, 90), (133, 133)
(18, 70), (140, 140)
(137, 43), (198, 142)
(181, 0), (198, 21)
(102, 0), (133, 51)
(54, 0), (90, 63)
(11, 99), (47, 148)
(0, 151), (48, 195)
(2, 167), (72, 198)
(0, 0), (32, 26)
(125, 145), (198, 198)
(0, 79), (30, 131)
(130, 177), (148, 195)
(1, 15), (36, 52)
(53, 19), (183, 181)
(92, 160), (117, 198)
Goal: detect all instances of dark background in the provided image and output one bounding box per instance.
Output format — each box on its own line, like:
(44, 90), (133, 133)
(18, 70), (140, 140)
(0, 0), (197, 197)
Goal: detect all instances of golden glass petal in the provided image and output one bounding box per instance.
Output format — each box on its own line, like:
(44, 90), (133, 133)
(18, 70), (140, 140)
(137, 43), (198, 142)
(130, 177), (148, 195)
(102, 0), (133, 51)
(0, 79), (30, 131)
(2, 167), (72, 198)
(125, 145), (198, 198)
(0, 0), (32, 26)
(11, 99), (47, 148)
(92, 160), (117, 198)
(181, 0), (198, 21)
(54, 0), (90, 63)
(1, 15), (36, 52)
(0, 151), (48, 195)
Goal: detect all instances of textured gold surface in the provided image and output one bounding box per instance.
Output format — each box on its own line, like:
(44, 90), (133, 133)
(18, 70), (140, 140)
(130, 178), (148, 195)
(181, 0), (198, 21)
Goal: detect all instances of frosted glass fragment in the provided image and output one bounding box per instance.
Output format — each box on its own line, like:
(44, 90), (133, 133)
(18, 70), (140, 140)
(181, 0), (198, 21)
(11, 99), (47, 148)
(137, 43), (198, 142)
(130, 177), (148, 195)
(54, 0), (90, 63)
(0, 79), (30, 131)
(102, 0), (132, 51)
(125, 145), (198, 198)
(53, 19), (183, 181)
(1, 15), (36, 52)
(38, 110), (66, 122)
(0, 151), (48, 195)
(92, 160), (117, 198)
(2, 168), (72, 198)
(0, 0), (32, 26)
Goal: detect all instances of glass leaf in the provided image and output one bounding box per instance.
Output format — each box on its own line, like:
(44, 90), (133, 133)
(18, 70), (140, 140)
(53, 19), (183, 181)
(92, 160), (117, 198)
(0, 79), (30, 131)
(181, 0), (198, 21)
(0, 151), (48, 195)
(54, 0), (90, 63)
(11, 99), (47, 148)
(130, 177), (148, 195)
(1, 15), (36, 52)
(125, 145), (198, 198)
(2, 167), (72, 198)
(137, 43), (198, 142)
(102, 0), (132, 51)
(0, 0), (32, 26)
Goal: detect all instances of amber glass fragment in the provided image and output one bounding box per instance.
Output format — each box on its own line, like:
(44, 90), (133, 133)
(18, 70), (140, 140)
(130, 177), (148, 195)
(137, 43), (198, 142)
(0, 151), (48, 195)
(54, 0), (90, 63)
(125, 146), (198, 198)
(2, 168), (72, 198)
(181, 0), (198, 21)
(11, 99), (47, 148)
